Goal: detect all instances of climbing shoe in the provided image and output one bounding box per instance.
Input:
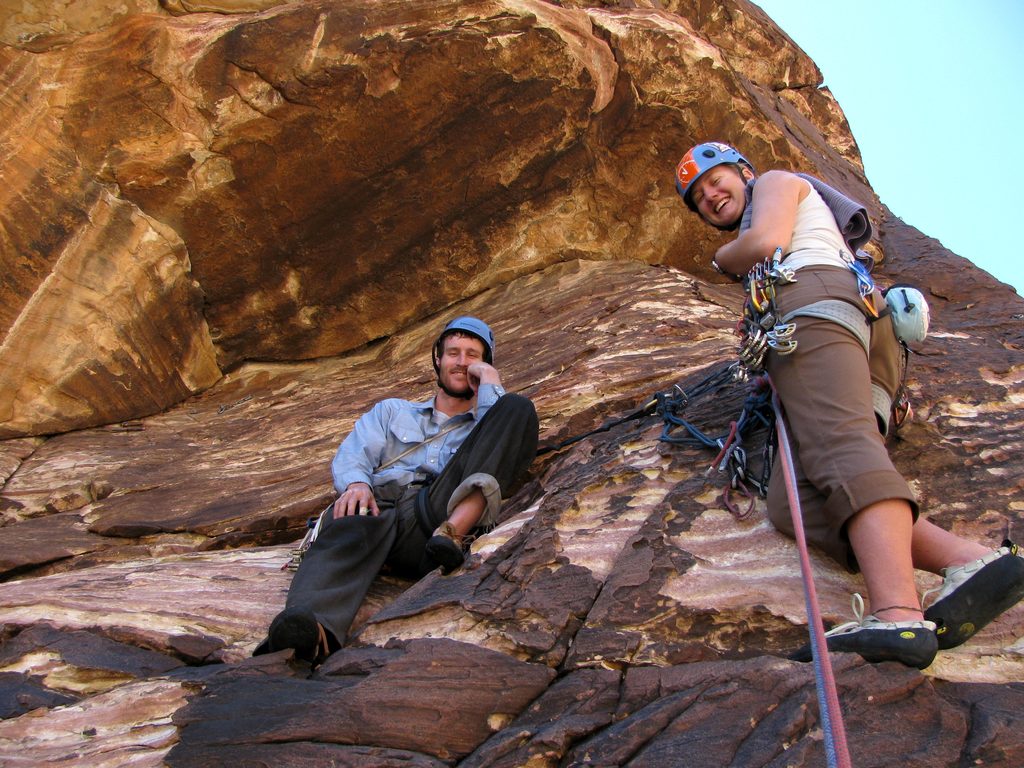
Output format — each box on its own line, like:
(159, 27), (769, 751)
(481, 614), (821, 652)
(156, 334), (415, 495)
(790, 594), (937, 670)
(923, 540), (1024, 649)
(262, 606), (330, 664)
(425, 521), (466, 574)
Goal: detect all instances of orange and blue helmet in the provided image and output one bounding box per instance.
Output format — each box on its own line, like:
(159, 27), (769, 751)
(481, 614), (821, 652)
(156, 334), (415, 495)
(675, 142), (755, 211)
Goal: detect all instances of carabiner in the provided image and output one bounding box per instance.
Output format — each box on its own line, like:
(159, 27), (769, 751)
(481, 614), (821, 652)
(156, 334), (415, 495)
(770, 263), (797, 284)
(768, 322), (796, 339)
(767, 337), (798, 355)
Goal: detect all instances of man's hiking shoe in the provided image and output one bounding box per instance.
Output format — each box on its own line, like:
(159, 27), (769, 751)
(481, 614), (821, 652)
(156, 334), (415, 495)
(923, 540), (1024, 650)
(261, 606), (330, 664)
(426, 521), (465, 574)
(790, 594), (937, 670)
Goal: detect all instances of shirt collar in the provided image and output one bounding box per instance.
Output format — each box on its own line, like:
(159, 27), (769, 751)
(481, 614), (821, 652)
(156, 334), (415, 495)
(420, 395), (476, 422)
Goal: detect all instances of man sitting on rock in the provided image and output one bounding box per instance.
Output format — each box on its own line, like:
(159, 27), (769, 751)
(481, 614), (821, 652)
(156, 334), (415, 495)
(254, 316), (538, 665)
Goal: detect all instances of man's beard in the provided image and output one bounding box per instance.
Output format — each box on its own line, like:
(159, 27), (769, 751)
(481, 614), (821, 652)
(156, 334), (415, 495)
(438, 374), (474, 400)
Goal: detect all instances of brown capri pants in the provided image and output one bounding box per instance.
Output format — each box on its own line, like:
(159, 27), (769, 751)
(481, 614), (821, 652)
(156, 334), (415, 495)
(764, 265), (918, 571)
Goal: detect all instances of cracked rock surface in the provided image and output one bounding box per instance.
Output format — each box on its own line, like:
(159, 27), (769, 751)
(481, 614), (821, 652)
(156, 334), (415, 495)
(2, 1), (1023, 765)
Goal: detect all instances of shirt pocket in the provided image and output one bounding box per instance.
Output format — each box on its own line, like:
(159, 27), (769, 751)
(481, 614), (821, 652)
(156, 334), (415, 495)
(387, 410), (427, 446)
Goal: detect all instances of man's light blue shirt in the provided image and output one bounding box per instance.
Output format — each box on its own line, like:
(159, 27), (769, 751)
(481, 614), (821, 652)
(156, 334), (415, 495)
(331, 383), (504, 500)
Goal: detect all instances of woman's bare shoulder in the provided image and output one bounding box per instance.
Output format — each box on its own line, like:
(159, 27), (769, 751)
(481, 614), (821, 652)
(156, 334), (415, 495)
(755, 169), (810, 199)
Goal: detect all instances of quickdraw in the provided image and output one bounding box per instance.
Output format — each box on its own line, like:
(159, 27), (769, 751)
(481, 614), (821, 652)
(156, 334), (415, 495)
(282, 505), (331, 572)
(890, 339), (914, 434)
(712, 379), (776, 519)
(737, 248), (799, 378)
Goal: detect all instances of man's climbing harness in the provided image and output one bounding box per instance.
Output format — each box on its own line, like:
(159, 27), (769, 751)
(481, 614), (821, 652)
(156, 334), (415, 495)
(282, 419), (468, 571)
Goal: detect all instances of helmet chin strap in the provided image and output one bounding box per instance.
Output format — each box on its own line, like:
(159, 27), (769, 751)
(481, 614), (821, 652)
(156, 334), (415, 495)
(438, 377), (474, 400)
(709, 217), (742, 232)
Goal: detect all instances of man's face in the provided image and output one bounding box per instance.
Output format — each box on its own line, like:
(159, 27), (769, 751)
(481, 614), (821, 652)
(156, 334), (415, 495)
(690, 165), (749, 228)
(436, 332), (486, 397)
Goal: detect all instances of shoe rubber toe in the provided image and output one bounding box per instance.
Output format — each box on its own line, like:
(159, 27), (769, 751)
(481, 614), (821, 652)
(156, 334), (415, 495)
(426, 535), (465, 574)
(925, 551), (1024, 649)
(267, 606), (321, 661)
(791, 624), (937, 670)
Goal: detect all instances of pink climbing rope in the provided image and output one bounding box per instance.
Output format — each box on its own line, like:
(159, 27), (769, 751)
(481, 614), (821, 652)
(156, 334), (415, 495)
(769, 378), (853, 768)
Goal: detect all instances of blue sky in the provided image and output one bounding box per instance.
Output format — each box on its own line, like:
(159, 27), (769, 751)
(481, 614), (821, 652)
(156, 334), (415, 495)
(753, 0), (1024, 296)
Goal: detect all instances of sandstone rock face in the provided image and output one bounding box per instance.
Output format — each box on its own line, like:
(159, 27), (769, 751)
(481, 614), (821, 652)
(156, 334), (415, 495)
(0, 0), (162, 48)
(0, 189), (221, 437)
(1, 1), (1023, 766)
(1, 0), (858, 437)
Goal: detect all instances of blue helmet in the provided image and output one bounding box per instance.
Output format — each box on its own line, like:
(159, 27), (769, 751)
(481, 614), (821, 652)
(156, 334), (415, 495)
(432, 316), (494, 372)
(675, 142), (755, 211)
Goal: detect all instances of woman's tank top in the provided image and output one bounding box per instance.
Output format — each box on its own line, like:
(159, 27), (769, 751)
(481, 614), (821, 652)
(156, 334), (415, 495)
(783, 179), (850, 272)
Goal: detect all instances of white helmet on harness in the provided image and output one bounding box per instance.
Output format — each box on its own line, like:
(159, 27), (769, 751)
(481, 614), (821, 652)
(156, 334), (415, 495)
(884, 285), (930, 344)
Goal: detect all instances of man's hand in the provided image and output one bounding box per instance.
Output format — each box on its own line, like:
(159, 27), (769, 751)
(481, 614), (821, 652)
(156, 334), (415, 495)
(332, 482), (379, 519)
(466, 361), (501, 393)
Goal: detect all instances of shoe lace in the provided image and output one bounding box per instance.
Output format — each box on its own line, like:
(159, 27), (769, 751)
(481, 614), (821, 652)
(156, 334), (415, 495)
(920, 582), (943, 610)
(825, 593), (868, 635)
(314, 622), (330, 665)
(435, 521), (461, 544)
(850, 592), (866, 623)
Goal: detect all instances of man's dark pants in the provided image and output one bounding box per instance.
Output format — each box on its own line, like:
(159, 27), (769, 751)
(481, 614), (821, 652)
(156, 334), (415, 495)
(263, 394), (538, 650)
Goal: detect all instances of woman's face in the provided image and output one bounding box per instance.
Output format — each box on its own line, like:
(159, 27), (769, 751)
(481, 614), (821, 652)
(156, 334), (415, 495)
(690, 165), (750, 228)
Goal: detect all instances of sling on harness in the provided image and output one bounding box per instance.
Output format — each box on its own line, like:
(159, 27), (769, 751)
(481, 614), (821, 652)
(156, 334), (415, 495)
(532, 360), (778, 519)
(656, 363), (776, 519)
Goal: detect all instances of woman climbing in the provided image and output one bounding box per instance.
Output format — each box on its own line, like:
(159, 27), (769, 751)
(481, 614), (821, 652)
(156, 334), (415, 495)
(675, 141), (1024, 668)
